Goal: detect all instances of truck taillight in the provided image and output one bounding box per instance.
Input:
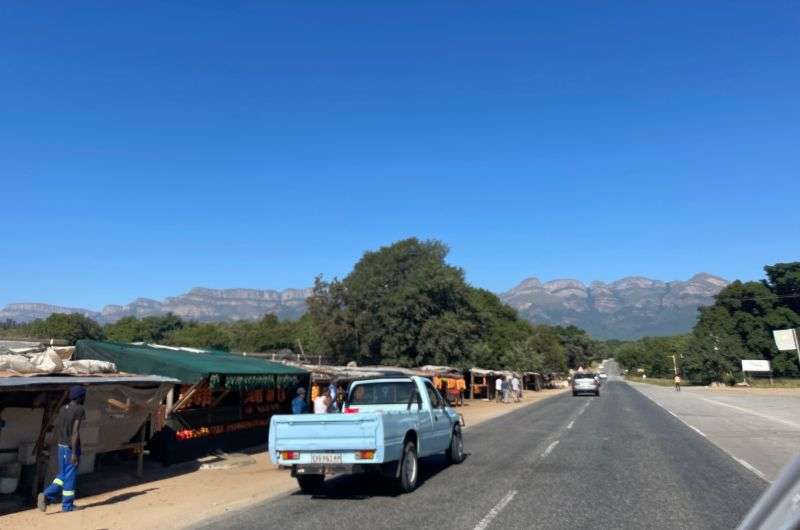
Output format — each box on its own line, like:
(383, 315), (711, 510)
(344, 407), (360, 414)
(281, 451), (299, 460)
(355, 450), (375, 460)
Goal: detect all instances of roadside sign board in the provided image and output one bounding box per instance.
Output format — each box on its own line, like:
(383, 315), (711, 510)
(773, 329), (799, 351)
(741, 359), (771, 372)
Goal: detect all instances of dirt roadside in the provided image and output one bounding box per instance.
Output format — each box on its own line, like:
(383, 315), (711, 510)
(3, 388), (566, 530)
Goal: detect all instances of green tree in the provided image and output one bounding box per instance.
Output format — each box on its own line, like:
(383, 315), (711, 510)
(24, 313), (104, 344)
(165, 323), (231, 351)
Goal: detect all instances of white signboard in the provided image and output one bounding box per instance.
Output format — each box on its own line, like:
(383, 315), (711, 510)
(772, 329), (799, 351)
(741, 359), (771, 372)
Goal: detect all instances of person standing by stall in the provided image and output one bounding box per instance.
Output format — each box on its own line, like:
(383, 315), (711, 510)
(38, 385), (86, 513)
(494, 377), (502, 402)
(292, 387), (308, 414)
(314, 389), (331, 414)
(511, 375), (521, 402)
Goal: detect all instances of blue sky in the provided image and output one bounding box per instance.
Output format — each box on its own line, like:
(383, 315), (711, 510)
(1, 1), (798, 309)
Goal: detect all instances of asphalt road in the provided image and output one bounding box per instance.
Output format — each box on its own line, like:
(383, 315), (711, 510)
(195, 380), (767, 530)
(631, 380), (800, 482)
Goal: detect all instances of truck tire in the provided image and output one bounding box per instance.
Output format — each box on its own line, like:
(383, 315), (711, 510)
(397, 441), (419, 493)
(297, 474), (324, 494)
(447, 427), (465, 464)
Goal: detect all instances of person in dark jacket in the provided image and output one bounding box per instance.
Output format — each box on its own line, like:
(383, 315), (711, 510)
(39, 385), (86, 512)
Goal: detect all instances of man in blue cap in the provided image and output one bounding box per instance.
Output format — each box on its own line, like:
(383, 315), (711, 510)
(38, 385), (86, 512)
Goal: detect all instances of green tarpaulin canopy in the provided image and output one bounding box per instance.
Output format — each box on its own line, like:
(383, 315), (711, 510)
(75, 340), (307, 390)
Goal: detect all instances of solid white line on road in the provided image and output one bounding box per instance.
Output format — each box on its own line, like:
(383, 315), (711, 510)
(566, 420), (574, 430)
(689, 425), (706, 438)
(626, 382), (771, 483)
(734, 458), (768, 481)
(541, 440), (559, 458)
(698, 397), (800, 430)
(473, 490), (518, 530)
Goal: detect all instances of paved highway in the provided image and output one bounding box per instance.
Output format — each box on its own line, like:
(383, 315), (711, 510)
(630, 381), (800, 481)
(195, 377), (768, 530)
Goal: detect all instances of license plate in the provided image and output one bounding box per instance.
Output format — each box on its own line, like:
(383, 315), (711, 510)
(310, 453), (343, 464)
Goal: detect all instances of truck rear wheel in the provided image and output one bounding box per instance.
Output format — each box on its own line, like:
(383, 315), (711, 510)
(447, 427), (465, 464)
(297, 474), (324, 494)
(397, 441), (419, 493)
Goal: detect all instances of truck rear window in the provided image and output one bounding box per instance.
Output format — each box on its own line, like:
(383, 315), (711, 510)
(348, 381), (416, 405)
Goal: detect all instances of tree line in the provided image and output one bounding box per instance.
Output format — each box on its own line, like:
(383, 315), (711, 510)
(2, 238), (607, 374)
(613, 262), (800, 383)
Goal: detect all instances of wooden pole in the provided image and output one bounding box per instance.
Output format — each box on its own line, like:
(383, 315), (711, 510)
(137, 414), (147, 478)
(171, 382), (201, 413)
(165, 387), (175, 418)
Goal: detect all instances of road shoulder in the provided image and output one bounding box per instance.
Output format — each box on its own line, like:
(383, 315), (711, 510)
(626, 380), (800, 482)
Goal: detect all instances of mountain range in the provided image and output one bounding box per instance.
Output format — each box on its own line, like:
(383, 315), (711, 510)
(499, 273), (728, 340)
(0, 273), (728, 340)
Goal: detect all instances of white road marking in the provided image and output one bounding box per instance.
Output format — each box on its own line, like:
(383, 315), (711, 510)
(734, 458), (768, 481)
(473, 490), (518, 530)
(626, 383), (771, 483)
(689, 425), (706, 438)
(698, 397), (800, 430)
(542, 440), (559, 458)
(566, 420), (574, 430)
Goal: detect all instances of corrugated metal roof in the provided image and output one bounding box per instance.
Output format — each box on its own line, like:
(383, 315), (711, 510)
(0, 374), (178, 389)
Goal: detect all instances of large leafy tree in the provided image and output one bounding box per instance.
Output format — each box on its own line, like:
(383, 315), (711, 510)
(21, 313), (104, 344)
(308, 238), (484, 366)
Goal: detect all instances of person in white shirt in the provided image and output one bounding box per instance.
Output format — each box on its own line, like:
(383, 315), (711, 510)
(494, 377), (503, 402)
(511, 376), (521, 402)
(313, 390), (331, 414)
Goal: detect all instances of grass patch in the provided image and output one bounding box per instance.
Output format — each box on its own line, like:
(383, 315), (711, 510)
(745, 377), (800, 388)
(623, 375), (694, 387)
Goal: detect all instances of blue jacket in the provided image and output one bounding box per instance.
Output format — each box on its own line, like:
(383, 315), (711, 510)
(291, 396), (308, 414)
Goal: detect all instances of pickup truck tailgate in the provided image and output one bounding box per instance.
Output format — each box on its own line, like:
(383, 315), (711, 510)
(269, 413), (384, 464)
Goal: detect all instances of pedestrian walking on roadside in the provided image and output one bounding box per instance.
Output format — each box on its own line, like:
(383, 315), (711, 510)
(292, 387), (308, 414)
(38, 385), (86, 513)
(502, 377), (510, 403)
(674, 375), (681, 391)
(494, 377), (503, 402)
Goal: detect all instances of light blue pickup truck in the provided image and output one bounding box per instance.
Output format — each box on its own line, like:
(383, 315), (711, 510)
(268, 376), (465, 493)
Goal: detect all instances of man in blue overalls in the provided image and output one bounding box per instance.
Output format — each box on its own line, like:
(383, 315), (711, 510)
(38, 385), (86, 512)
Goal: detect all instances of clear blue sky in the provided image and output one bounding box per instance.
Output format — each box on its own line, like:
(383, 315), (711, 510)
(2, 2), (798, 309)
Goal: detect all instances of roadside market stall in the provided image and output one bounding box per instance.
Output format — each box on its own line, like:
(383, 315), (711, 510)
(466, 368), (495, 400)
(523, 372), (544, 391)
(419, 365), (467, 406)
(74, 341), (309, 464)
(294, 364), (388, 410)
(0, 373), (175, 510)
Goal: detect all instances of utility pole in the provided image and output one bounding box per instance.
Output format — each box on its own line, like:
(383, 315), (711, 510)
(671, 354), (678, 376)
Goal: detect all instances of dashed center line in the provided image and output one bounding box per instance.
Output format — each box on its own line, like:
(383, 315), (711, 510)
(541, 440), (559, 458)
(473, 490), (518, 530)
(566, 420), (574, 430)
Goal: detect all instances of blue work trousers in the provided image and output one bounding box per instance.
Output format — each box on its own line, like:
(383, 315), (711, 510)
(43, 444), (78, 511)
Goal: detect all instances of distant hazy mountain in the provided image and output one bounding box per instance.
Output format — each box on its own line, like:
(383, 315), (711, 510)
(1, 274), (727, 339)
(499, 273), (728, 340)
(0, 287), (312, 324)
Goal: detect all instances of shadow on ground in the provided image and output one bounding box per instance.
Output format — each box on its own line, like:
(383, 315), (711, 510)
(292, 454), (470, 501)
